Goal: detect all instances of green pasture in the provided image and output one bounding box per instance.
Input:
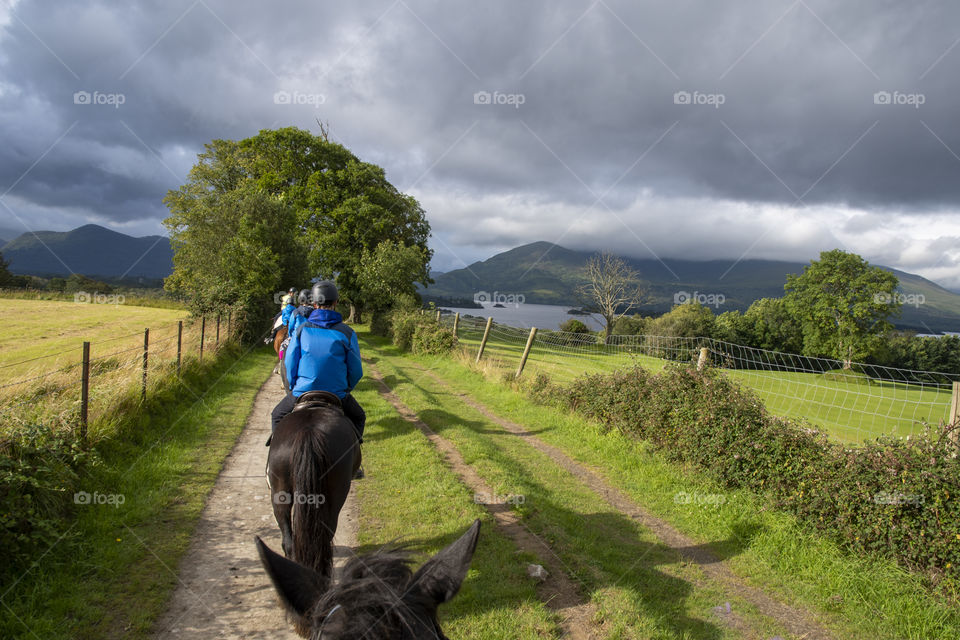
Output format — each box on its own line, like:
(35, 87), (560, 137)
(0, 298), (190, 385)
(451, 320), (953, 444)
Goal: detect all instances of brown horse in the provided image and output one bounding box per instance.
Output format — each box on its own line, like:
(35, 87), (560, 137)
(273, 325), (289, 390)
(256, 519), (480, 639)
(267, 391), (360, 581)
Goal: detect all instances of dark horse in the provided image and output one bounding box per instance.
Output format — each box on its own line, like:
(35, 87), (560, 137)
(267, 391), (361, 580)
(257, 519), (480, 639)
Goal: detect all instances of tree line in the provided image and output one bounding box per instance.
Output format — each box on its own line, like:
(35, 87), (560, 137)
(571, 250), (958, 374)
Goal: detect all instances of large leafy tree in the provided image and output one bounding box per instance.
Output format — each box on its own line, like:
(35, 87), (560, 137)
(784, 249), (899, 368)
(356, 240), (431, 310)
(163, 139), (308, 333)
(164, 127), (431, 331)
(237, 128), (431, 321)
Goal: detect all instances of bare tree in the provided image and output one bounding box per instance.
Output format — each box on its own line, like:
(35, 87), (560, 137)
(578, 252), (645, 343)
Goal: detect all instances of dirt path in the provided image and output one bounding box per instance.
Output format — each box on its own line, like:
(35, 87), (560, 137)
(411, 365), (835, 640)
(368, 365), (601, 640)
(153, 372), (359, 640)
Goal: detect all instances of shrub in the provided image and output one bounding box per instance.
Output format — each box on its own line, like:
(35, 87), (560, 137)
(559, 318), (590, 334)
(0, 422), (96, 568)
(370, 310), (391, 336)
(411, 322), (458, 355)
(532, 364), (960, 591)
(389, 310), (458, 354)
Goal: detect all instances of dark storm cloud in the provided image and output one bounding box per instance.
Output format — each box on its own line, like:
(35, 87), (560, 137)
(1, 0), (959, 282)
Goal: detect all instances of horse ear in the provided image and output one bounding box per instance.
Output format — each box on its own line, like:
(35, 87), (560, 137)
(409, 519), (480, 605)
(255, 536), (325, 617)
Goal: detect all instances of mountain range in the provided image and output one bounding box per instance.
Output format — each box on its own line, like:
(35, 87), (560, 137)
(1, 224), (173, 282)
(2, 225), (957, 332)
(421, 241), (960, 333)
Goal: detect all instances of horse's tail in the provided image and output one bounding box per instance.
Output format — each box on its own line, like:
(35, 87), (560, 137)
(291, 426), (335, 577)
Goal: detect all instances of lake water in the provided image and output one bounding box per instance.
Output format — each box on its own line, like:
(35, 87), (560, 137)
(439, 302), (605, 331)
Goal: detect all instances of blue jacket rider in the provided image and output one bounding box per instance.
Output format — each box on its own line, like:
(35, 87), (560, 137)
(269, 280), (366, 455)
(287, 289), (313, 338)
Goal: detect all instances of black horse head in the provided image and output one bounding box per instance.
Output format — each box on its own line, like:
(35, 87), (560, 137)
(256, 519), (480, 639)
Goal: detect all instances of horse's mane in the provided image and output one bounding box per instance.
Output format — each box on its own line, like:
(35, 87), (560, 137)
(309, 548), (437, 639)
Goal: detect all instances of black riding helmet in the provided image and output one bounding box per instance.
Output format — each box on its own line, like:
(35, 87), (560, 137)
(311, 280), (339, 306)
(297, 289), (310, 305)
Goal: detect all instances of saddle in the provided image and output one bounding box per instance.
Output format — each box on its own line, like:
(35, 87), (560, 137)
(292, 390), (343, 413)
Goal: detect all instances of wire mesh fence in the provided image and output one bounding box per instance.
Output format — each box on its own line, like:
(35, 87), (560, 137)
(441, 312), (959, 443)
(0, 313), (237, 438)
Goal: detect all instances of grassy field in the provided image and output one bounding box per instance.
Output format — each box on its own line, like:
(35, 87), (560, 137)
(0, 299), (190, 382)
(0, 299), (235, 432)
(360, 329), (960, 639)
(450, 319), (953, 443)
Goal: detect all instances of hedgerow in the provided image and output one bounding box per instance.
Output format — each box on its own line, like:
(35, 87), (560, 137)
(530, 364), (960, 594)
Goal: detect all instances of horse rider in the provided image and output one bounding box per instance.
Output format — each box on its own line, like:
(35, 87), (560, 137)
(287, 288), (312, 338)
(280, 287), (297, 328)
(268, 280), (366, 477)
(265, 287), (297, 344)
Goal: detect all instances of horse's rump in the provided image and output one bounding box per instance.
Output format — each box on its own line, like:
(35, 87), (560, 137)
(270, 408), (358, 577)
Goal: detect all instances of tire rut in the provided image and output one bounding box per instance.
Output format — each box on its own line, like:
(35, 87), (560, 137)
(368, 364), (602, 640)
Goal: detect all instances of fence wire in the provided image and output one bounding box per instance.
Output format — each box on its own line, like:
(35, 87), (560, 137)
(0, 315), (237, 435)
(441, 312), (956, 443)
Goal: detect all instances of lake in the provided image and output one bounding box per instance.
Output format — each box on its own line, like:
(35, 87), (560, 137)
(438, 302), (605, 331)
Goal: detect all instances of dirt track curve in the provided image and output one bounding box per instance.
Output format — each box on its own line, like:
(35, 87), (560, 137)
(153, 372), (358, 639)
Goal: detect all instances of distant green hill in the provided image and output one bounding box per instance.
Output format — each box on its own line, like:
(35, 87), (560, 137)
(421, 241), (960, 333)
(2, 224), (173, 281)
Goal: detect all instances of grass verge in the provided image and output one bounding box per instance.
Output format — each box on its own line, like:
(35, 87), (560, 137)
(0, 346), (275, 640)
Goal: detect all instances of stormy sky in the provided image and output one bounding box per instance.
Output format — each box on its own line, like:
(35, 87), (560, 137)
(1, 0), (959, 286)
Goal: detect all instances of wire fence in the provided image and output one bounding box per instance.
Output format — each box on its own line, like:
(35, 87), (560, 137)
(0, 313), (237, 439)
(440, 312), (960, 444)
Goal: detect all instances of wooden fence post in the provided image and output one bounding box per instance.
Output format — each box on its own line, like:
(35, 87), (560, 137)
(142, 328), (149, 401)
(436, 309), (441, 323)
(200, 316), (206, 361)
(476, 317), (494, 363)
(697, 346), (709, 371)
(516, 327), (538, 378)
(176, 320), (183, 375)
(227, 311), (231, 338)
(80, 341), (90, 440)
(453, 312), (460, 337)
(216, 314), (221, 345)
(949, 382), (960, 444)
